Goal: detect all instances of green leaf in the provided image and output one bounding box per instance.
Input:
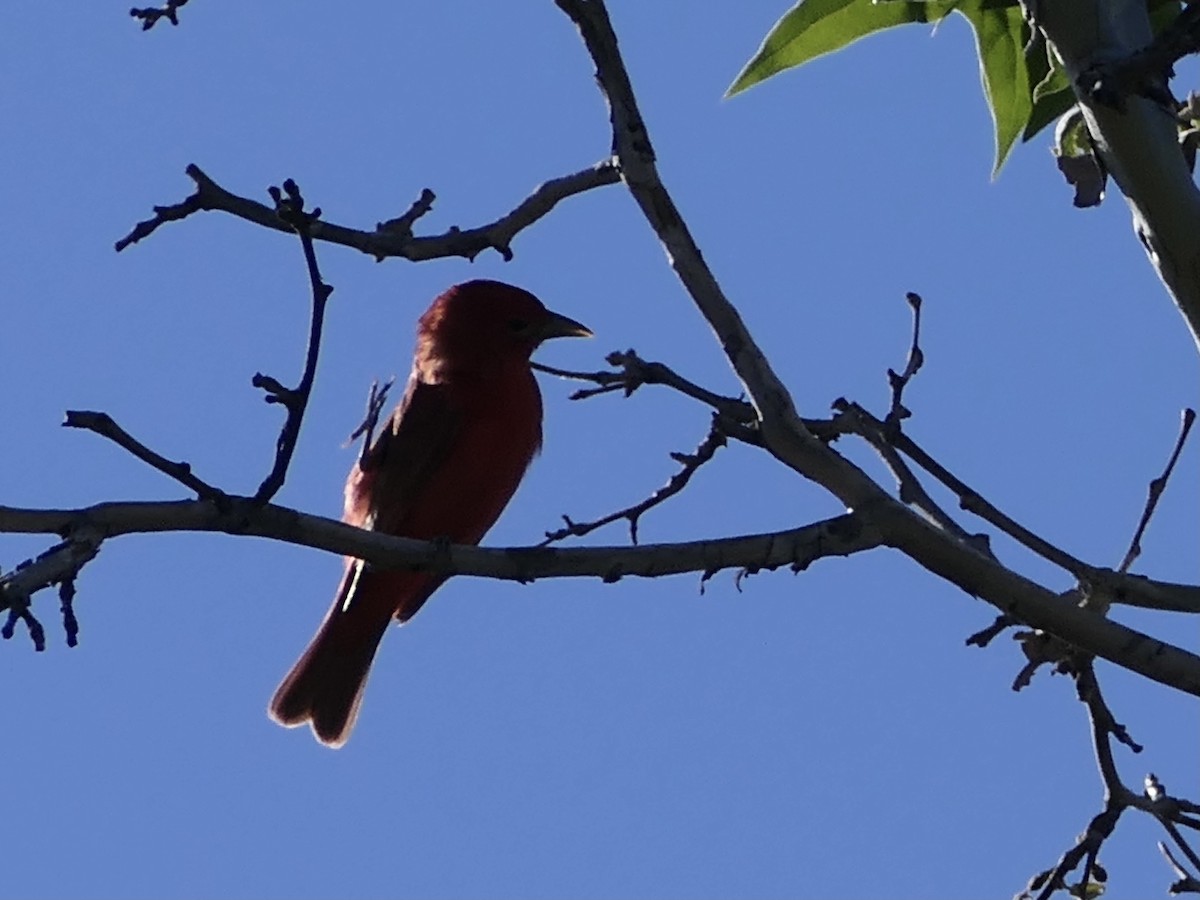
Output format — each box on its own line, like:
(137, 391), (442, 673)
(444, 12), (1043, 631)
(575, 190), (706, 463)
(726, 0), (959, 97)
(1023, 37), (1074, 142)
(954, 2), (1031, 176)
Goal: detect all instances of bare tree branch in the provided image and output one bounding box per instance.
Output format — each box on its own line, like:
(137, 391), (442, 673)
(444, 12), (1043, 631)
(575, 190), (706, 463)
(829, 400), (1200, 615)
(252, 179), (333, 503)
(1023, 660), (1200, 899)
(115, 160), (619, 262)
(1118, 407), (1195, 573)
(348, 378), (396, 467)
(536, 349), (757, 423)
(543, 414), (727, 545)
(62, 410), (224, 500)
(554, 0), (1200, 697)
(885, 291), (925, 428)
(0, 535), (101, 650)
(130, 0), (189, 30)
(831, 400), (1091, 577)
(0, 501), (883, 617)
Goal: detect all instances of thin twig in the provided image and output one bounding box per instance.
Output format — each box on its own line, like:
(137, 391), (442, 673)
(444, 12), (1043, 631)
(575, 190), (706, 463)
(1078, 657), (1143, 757)
(535, 349), (756, 423)
(1118, 407), (1195, 573)
(1025, 660), (1132, 900)
(885, 291), (924, 429)
(59, 576), (80, 648)
(832, 400), (1092, 579)
(129, 0), (189, 30)
(965, 613), (1017, 648)
(533, 351), (848, 448)
(837, 403), (992, 557)
(543, 415), (727, 545)
(1159, 841), (1200, 894)
(0, 535), (100, 647)
(376, 189), (436, 238)
(2, 599), (46, 651)
(116, 160), (619, 262)
(348, 378), (396, 468)
(253, 179), (332, 503)
(62, 410), (224, 500)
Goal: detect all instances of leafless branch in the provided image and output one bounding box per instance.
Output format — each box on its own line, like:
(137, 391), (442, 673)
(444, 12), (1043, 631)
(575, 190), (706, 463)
(536, 349), (756, 423)
(1023, 660), (1130, 900)
(543, 414), (727, 545)
(62, 410), (224, 500)
(130, 0), (189, 30)
(1023, 800), (1120, 900)
(1159, 841), (1200, 894)
(965, 613), (1018, 648)
(835, 402), (992, 556)
(1019, 658), (1200, 899)
(0, 535), (100, 649)
(553, 0), (1200, 696)
(348, 378), (396, 467)
(0, 500), (883, 607)
(832, 400), (1086, 575)
(885, 291), (925, 428)
(252, 179), (333, 502)
(115, 160), (619, 262)
(1118, 407), (1195, 573)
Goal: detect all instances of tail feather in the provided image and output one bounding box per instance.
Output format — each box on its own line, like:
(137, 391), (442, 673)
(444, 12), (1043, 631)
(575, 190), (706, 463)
(269, 563), (399, 748)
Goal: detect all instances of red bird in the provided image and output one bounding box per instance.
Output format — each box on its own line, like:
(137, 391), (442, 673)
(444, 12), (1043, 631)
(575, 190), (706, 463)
(270, 280), (590, 747)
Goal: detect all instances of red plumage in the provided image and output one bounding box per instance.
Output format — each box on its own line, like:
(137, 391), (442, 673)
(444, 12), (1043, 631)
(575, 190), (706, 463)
(269, 280), (590, 747)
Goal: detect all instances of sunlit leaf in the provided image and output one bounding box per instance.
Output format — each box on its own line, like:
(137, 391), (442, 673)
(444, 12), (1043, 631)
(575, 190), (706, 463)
(726, 0), (959, 97)
(1024, 38), (1073, 141)
(955, 1), (1031, 175)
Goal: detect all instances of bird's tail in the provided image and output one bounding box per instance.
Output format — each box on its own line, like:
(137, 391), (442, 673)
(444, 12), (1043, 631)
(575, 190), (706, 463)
(269, 561), (401, 748)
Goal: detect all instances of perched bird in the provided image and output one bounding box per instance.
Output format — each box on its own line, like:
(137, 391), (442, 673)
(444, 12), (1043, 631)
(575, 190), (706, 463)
(270, 280), (590, 747)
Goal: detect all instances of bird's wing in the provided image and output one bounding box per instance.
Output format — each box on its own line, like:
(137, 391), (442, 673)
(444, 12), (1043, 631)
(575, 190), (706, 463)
(347, 373), (462, 534)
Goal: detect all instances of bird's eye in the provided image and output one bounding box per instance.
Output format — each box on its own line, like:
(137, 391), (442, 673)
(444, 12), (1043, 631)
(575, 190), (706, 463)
(507, 318), (529, 333)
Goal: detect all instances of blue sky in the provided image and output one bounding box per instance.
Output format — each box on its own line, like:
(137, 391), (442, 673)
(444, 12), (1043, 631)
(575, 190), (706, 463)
(2, 2), (1196, 898)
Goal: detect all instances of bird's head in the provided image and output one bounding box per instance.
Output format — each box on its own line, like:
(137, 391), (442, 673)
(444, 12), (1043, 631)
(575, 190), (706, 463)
(418, 280), (591, 369)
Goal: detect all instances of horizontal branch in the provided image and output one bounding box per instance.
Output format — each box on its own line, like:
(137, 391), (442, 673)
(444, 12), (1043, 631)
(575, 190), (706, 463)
(0, 500), (882, 608)
(115, 160), (619, 262)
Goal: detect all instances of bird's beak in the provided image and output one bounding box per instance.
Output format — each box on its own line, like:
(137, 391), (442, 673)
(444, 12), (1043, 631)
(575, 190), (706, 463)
(538, 309), (593, 342)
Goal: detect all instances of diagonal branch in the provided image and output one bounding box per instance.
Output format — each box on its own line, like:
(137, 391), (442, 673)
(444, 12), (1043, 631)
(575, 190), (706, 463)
(1118, 407), (1195, 573)
(543, 414), (727, 545)
(62, 410), (224, 500)
(555, 0), (1200, 697)
(885, 291), (925, 428)
(115, 160), (619, 262)
(832, 400), (1086, 575)
(832, 400), (1200, 614)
